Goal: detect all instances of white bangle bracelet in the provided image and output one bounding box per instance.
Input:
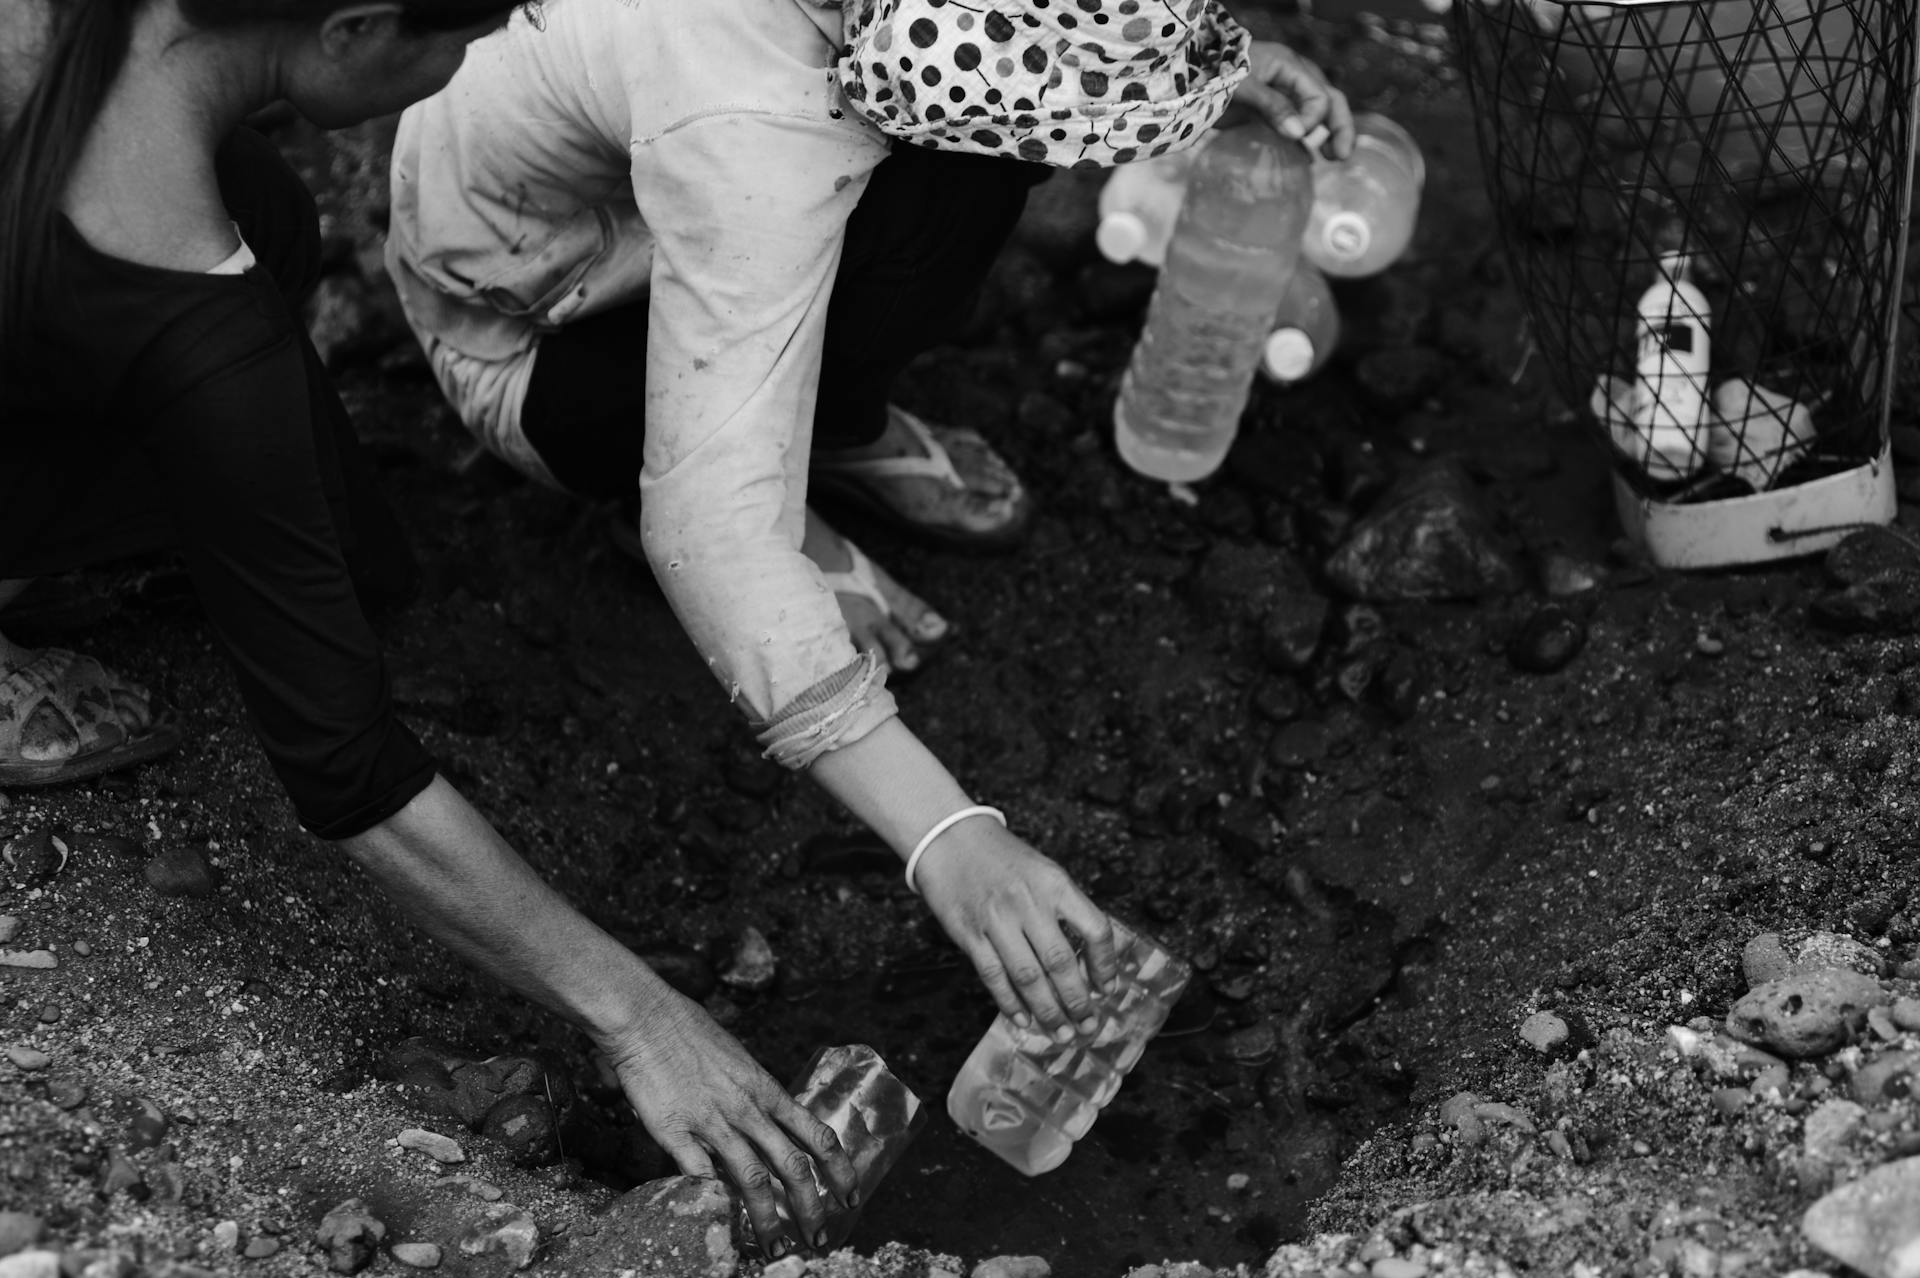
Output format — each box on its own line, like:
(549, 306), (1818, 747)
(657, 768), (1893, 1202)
(904, 804), (1007, 895)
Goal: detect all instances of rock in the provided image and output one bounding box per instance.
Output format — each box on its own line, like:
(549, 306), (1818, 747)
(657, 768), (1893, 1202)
(1725, 968), (1894, 1058)
(398, 1128), (466, 1164)
(1804, 1099), (1868, 1160)
(1802, 1155), (1920, 1278)
(99, 1148), (144, 1197)
(1323, 461), (1523, 603)
(243, 1238), (282, 1259)
(1259, 571), (1331, 672)
(125, 1096), (169, 1150)
(1518, 1011), (1570, 1055)
(481, 1094), (559, 1167)
(761, 1257), (808, 1278)
(457, 1204), (539, 1271)
(719, 926), (776, 993)
(1851, 1051), (1920, 1105)
(211, 1221), (239, 1254)
(0, 1213), (42, 1257)
(316, 1200), (386, 1275)
(1213, 798), (1272, 862)
(1826, 527), (1920, 587)
(0, 918), (15, 945)
(1540, 551), (1605, 597)
(1810, 576), (1920, 635)
(1507, 604), (1586, 674)
(143, 844), (215, 898)
(972, 1258), (1052, 1278)
(2, 829), (66, 885)
(1742, 933), (1793, 987)
(449, 1054), (570, 1129)
(0, 1252), (59, 1278)
(1438, 1092), (1485, 1143)
(1371, 1260), (1428, 1278)
(571, 1176), (738, 1278)
(0, 951), (56, 970)
(1893, 998), (1920, 1033)
(1795, 931), (1888, 977)
(390, 1243), (443, 1269)
(5, 1046), (49, 1072)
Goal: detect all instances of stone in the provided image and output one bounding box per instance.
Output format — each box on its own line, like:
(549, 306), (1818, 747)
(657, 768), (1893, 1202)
(456, 1204), (539, 1271)
(1507, 604), (1586, 675)
(1519, 1011), (1570, 1055)
(0, 918), (16, 945)
(5, 1046), (49, 1072)
(1725, 968), (1894, 1058)
(0, 951), (55, 970)
(397, 1128), (466, 1164)
(1742, 933), (1793, 987)
(569, 1175), (738, 1278)
(972, 1259), (1052, 1278)
(2, 829), (66, 885)
(1259, 573), (1331, 673)
(1323, 461), (1523, 603)
(1810, 576), (1920, 636)
(211, 1221), (239, 1254)
(1803, 1099), (1868, 1161)
(143, 845), (215, 899)
(0, 1213), (42, 1257)
(761, 1257), (807, 1278)
(99, 1148), (144, 1197)
(1826, 527), (1920, 587)
(242, 1238), (281, 1259)
(448, 1054), (568, 1129)
(719, 927), (776, 993)
(0, 1252), (59, 1278)
(390, 1243), (442, 1269)
(1893, 998), (1920, 1033)
(315, 1199), (387, 1274)
(1802, 1155), (1920, 1278)
(481, 1095), (559, 1167)
(1851, 1052), (1920, 1105)
(1371, 1260), (1428, 1278)
(1796, 931), (1888, 978)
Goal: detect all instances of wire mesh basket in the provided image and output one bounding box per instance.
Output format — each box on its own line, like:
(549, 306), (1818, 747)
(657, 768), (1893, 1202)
(1456, 0), (1920, 567)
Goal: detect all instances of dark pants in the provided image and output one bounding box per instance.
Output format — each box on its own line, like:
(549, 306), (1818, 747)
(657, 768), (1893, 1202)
(517, 144), (1050, 500)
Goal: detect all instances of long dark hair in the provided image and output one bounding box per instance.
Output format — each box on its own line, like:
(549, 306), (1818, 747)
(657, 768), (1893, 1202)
(0, 0), (517, 357)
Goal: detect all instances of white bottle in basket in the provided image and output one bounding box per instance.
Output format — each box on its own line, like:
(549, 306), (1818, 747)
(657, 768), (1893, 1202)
(1628, 255), (1712, 480)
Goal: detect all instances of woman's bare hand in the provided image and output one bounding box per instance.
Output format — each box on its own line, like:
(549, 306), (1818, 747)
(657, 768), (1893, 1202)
(1232, 41), (1356, 159)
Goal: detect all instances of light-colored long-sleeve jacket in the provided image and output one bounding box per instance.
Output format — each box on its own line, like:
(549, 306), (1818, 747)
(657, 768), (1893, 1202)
(386, 0), (899, 764)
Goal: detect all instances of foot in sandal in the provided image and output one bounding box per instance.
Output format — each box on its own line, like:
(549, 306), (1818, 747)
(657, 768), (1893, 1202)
(810, 405), (1033, 552)
(802, 508), (948, 674)
(0, 644), (181, 787)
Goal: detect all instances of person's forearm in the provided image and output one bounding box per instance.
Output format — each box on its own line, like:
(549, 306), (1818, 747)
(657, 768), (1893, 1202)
(336, 775), (675, 1044)
(805, 718), (975, 857)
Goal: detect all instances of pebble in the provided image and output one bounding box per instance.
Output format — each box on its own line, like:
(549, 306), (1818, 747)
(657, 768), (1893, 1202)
(47, 1077), (88, 1110)
(457, 1204), (538, 1270)
(1850, 1052), (1920, 1105)
(34, 1007), (56, 1025)
(397, 1128), (465, 1164)
(1226, 1173), (1250, 1192)
(1893, 997), (1920, 1033)
(0, 951), (55, 970)
(99, 1148), (143, 1197)
(0, 1252), (59, 1278)
(1801, 1154), (1920, 1278)
(0, 917), (16, 945)
(1803, 1099), (1867, 1160)
(718, 926), (777, 993)
(390, 1243), (443, 1269)
(434, 1175), (503, 1202)
(1710, 1087), (1751, 1118)
(211, 1221), (239, 1253)
(71, 941), (90, 959)
(5, 1046), (50, 1072)
(1726, 968), (1893, 1058)
(0, 1212), (44, 1256)
(1507, 604), (1587, 674)
(315, 1200), (386, 1275)
(1518, 1011), (1569, 1055)
(1371, 1260), (1428, 1278)
(143, 845), (215, 899)
(243, 1238), (281, 1259)
(762, 1257), (808, 1278)
(972, 1258), (1051, 1278)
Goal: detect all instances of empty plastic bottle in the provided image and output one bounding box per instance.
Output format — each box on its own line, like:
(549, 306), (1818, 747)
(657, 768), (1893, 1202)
(947, 920), (1192, 1176)
(1260, 260), (1341, 384)
(1301, 113), (1425, 279)
(1111, 120), (1314, 483)
(1094, 139), (1211, 268)
(745, 1044), (926, 1254)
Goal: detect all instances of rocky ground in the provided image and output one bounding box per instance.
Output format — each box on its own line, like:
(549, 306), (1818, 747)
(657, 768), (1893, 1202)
(7, 3), (1920, 1278)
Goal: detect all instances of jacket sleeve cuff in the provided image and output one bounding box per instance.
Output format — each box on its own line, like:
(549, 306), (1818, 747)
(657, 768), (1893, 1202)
(752, 650), (899, 770)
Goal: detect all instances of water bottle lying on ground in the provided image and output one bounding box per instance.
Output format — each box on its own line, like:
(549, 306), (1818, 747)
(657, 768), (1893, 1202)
(947, 920), (1191, 1176)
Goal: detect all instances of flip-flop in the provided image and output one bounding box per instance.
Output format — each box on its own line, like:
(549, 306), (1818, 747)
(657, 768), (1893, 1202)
(0, 649), (181, 787)
(817, 535), (950, 648)
(810, 407), (1034, 553)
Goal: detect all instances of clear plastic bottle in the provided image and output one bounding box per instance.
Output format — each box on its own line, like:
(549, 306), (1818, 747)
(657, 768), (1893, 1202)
(746, 1044), (926, 1255)
(1301, 113), (1425, 279)
(1260, 260), (1341, 385)
(947, 921), (1192, 1176)
(1094, 139), (1211, 268)
(1112, 120), (1314, 483)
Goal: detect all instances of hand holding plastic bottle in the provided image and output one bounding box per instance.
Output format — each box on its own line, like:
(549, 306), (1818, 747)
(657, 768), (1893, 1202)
(912, 819), (1122, 1040)
(1230, 41), (1356, 161)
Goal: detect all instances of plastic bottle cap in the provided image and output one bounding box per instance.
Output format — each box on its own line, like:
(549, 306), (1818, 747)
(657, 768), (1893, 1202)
(1322, 211), (1372, 261)
(1263, 328), (1316, 382)
(1095, 212), (1150, 264)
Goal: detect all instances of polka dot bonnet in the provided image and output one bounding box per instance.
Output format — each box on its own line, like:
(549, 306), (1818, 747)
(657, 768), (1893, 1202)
(836, 0), (1253, 167)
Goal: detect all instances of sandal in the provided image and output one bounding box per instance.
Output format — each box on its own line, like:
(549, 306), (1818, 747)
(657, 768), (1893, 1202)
(0, 649), (181, 787)
(810, 406), (1034, 553)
